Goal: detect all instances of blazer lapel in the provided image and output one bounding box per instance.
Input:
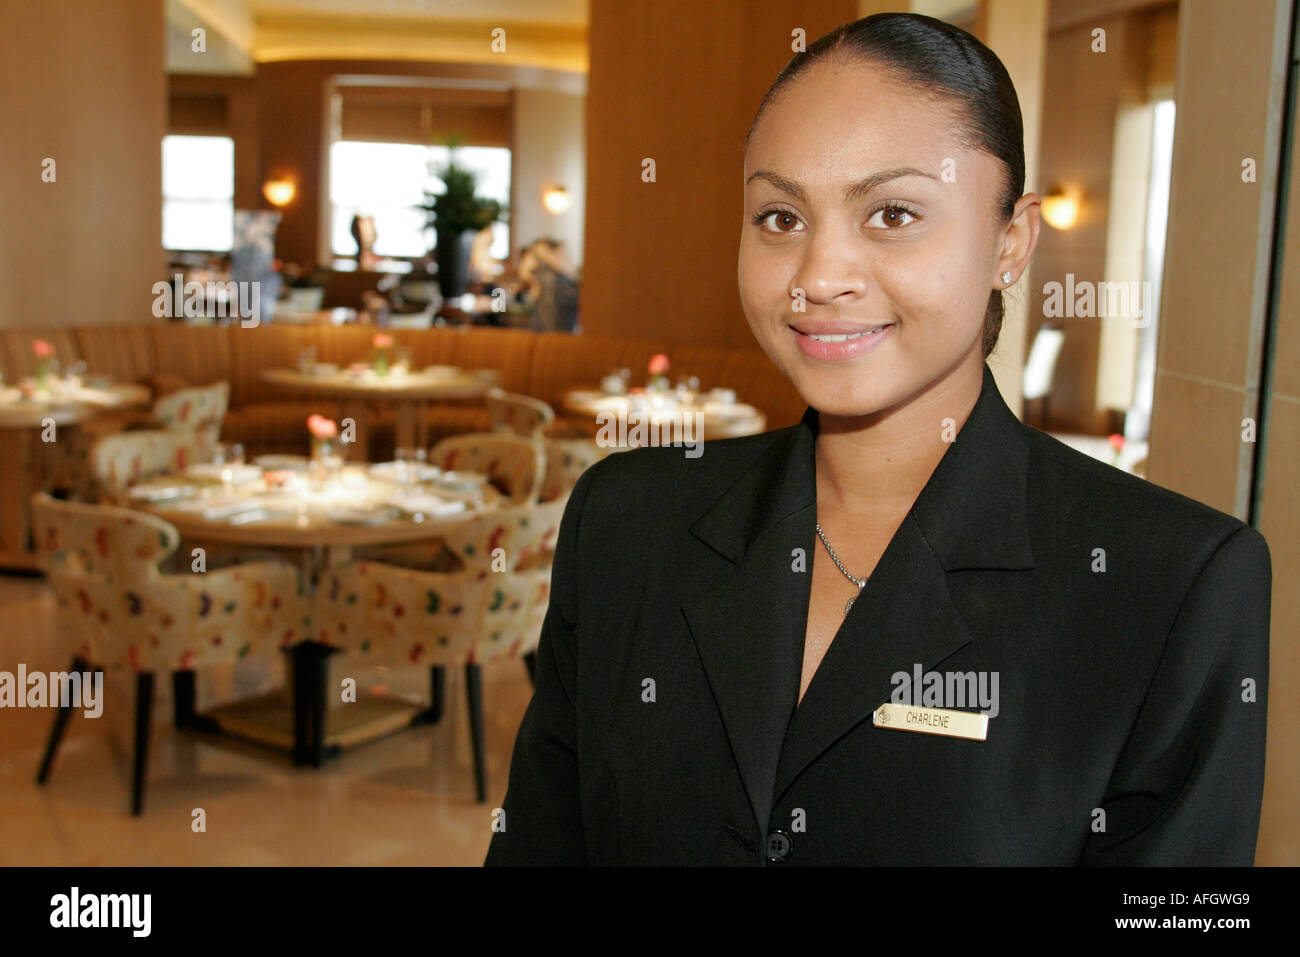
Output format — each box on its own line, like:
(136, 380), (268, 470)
(681, 363), (1037, 831)
(679, 417), (817, 834)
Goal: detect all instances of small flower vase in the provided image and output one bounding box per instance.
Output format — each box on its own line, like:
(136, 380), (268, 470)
(647, 374), (670, 393)
(35, 360), (48, 390)
(309, 438), (334, 489)
(374, 350), (390, 377)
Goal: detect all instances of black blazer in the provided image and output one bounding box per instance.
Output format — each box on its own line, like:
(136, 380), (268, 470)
(485, 363), (1271, 865)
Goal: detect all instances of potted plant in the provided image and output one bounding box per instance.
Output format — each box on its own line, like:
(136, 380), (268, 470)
(418, 148), (506, 301)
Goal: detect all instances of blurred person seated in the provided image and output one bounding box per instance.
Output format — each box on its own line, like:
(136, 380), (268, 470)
(516, 238), (579, 333)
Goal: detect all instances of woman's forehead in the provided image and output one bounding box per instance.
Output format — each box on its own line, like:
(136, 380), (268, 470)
(746, 59), (972, 176)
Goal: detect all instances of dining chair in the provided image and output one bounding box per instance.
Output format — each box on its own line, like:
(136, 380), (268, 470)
(318, 498), (565, 801)
(428, 432), (545, 505)
(152, 381), (230, 442)
(538, 436), (612, 503)
(484, 387), (555, 439)
(29, 492), (312, 815)
(87, 430), (218, 504)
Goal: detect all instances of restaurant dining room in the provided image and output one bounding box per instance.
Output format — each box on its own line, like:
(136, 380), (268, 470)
(1, 0), (1298, 900)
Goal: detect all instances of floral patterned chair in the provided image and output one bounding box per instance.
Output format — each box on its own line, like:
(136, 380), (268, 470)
(317, 498), (566, 801)
(427, 432), (545, 505)
(538, 436), (612, 503)
(484, 387), (554, 439)
(87, 430), (218, 504)
(29, 492), (312, 814)
(153, 381), (230, 442)
(66, 382), (231, 488)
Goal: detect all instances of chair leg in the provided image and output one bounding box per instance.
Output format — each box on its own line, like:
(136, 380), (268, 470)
(464, 663), (486, 803)
(413, 665), (446, 725)
(287, 645), (311, 766)
(36, 655), (88, 785)
(173, 670), (220, 734)
(523, 651), (537, 687)
(132, 672), (155, 816)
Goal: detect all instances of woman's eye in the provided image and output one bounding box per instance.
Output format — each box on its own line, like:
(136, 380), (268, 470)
(756, 210), (804, 233)
(866, 205), (917, 229)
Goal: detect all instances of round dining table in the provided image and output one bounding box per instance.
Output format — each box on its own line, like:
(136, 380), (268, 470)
(261, 366), (497, 458)
(0, 380), (151, 569)
(126, 460), (503, 766)
(562, 387), (767, 444)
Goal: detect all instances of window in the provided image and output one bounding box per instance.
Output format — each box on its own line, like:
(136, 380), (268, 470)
(330, 142), (511, 260)
(162, 135), (234, 252)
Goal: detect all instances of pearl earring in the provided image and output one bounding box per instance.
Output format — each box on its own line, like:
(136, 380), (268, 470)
(1001, 271), (1012, 285)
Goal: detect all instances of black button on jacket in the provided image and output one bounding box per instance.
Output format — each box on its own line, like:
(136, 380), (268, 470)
(485, 363), (1271, 865)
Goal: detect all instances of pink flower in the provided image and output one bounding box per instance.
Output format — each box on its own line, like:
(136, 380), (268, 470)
(648, 353), (670, 376)
(1107, 433), (1126, 452)
(32, 339), (54, 358)
(372, 332), (394, 349)
(307, 414), (338, 440)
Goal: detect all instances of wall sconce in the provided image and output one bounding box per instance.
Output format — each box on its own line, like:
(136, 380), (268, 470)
(1042, 186), (1080, 230)
(542, 185), (572, 214)
(262, 179), (296, 208)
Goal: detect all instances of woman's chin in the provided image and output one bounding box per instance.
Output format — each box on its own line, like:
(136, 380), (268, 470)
(793, 379), (901, 420)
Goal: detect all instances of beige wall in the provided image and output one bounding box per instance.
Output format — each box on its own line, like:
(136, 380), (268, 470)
(511, 88), (587, 269)
(978, 0), (1049, 418)
(1145, 0), (1296, 865)
(0, 0), (165, 329)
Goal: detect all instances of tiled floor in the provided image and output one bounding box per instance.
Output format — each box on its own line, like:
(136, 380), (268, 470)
(0, 575), (532, 865)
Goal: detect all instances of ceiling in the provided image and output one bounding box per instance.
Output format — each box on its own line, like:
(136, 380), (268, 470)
(168, 0), (589, 74)
(246, 0), (588, 27)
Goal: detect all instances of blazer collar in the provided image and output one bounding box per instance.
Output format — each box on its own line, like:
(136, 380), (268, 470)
(691, 362), (1035, 572)
(680, 363), (1035, 834)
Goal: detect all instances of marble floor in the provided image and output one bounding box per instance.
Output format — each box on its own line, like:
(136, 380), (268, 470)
(0, 574), (534, 866)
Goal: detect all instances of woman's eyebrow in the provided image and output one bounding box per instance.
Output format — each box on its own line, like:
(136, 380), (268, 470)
(745, 166), (938, 203)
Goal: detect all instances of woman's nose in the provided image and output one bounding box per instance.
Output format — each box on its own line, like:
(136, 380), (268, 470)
(789, 231), (869, 305)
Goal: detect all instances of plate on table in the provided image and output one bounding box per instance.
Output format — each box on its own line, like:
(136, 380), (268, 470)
(254, 454), (308, 471)
(127, 484), (198, 503)
(388, 493), (467, 518)
(174, 499), (269, 521)
(225, 507), (297, 526)
(369, 461), (442, 481)
(434, 471), (488, 492)
(184, 463), (262, 485)
(326, 505), (400, 525)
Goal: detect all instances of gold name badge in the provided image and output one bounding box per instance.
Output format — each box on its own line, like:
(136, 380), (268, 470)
(873, 703), (989, 741)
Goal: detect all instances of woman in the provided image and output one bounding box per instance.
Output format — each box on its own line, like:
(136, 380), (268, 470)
(485, 13), (1270, 865)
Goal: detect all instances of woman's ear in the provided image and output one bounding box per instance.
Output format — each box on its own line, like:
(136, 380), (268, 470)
(994, 193), (1041, 288)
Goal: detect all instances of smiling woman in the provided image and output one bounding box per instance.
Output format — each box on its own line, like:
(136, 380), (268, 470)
(485, 13), (1271, 867)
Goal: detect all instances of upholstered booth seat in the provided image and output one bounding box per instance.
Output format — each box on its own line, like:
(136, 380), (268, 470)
(0, 323), (808, 464)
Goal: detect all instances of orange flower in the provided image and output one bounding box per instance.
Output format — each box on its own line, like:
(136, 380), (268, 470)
(372, 332), (394, 349)
(31, 339), (54, 358)
(307, 414), (338, 439)
(1107, 433), (1126, 452)
(648, 353), (670, 376)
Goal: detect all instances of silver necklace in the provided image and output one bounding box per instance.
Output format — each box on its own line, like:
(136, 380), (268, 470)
(815, 522), (867, 616)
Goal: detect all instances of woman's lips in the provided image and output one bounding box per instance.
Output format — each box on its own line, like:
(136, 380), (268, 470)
(791, 323), (893, 361)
